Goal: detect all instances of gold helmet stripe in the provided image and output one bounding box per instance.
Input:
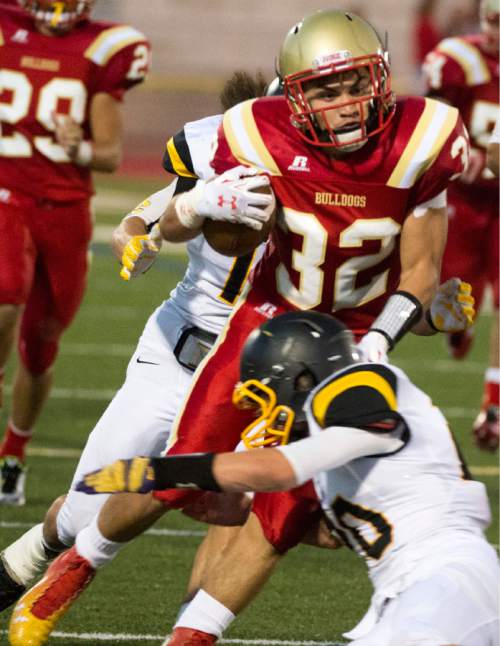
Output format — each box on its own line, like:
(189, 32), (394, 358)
(312, 370), (397, 426)
(223, 100), (281, 176)
(437, 37), (491, 86)
(387, 99), (458, 188)
(165, 137), (197, 178)
(50, 2), (65, 27)
(85, 26), (146, 66)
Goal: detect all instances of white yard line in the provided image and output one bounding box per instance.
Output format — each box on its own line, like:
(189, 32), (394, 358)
(0, 521), (205, 537)
(2, 384), (485, 418)
(56, 341), (489, 377)
(1, 632), (344, 646)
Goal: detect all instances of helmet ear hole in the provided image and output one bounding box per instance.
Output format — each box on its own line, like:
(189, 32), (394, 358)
(294, 369), (317, 393)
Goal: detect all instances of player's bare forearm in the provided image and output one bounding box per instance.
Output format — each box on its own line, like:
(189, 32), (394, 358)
(487, 142), (500, 177)
(159, 195), (202, 242)
(88, 93), (123, 172)
(111, 217), (148, 262)
(398, 206), (447, 310)
(213, 450), (298, 492)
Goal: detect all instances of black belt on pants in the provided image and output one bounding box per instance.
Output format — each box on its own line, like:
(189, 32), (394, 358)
(173, 326), (218, 372)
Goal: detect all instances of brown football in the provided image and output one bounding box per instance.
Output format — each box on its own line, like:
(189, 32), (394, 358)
(202, 185), (276, 257)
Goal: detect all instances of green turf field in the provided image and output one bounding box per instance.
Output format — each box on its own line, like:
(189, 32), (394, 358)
(0, 176), (498, 645)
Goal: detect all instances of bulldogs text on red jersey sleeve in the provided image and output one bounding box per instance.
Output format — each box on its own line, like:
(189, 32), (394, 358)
(211, 95), (467, 336)
(0, 6), (150, 201)
(423, 34), (499, 187)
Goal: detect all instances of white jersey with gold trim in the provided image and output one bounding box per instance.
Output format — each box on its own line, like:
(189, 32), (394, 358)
(304, 363), (491, 601)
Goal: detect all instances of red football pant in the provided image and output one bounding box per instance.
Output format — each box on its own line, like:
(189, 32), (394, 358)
(442, 186), (499, 309)
(153, 290), (343, 552)
(0, 190), (92, 374)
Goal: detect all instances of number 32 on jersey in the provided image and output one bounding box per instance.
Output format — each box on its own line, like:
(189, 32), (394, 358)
(277, 208), (401, 311)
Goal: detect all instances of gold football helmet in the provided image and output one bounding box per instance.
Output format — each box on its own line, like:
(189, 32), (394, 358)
(278, 10), (395, 149)
(18, 0), (94, 33)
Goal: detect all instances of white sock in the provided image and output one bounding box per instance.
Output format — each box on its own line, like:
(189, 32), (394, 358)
(174, 589), (235, 638)
(485, 367), (500, 384)
(75, 516), (123, 569)
(2, 523), (52, 586)
(175, 601), (190, 622)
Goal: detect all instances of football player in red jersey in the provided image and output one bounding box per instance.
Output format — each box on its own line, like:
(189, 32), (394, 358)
(5, 10), (472, 645)
(0, 0), (151, 504)
(423, 0), (500, 451)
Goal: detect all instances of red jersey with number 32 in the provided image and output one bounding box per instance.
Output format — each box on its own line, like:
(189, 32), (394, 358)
(212, 95), (467, 335)
(0, 6), (150, 201)
(423, 34), (499, 192)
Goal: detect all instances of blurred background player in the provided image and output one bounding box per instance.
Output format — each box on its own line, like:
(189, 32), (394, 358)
(486, 114), (500, 175)
(0, 0), (151, 504)
(0, 70), (272, 614)
(422, 0), (500, 451)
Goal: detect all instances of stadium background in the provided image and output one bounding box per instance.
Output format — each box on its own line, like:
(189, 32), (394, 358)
(0, 1), (497, 645)
(92, 0), (481, 176)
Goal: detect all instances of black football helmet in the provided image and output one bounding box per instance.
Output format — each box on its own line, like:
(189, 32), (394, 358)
(233, 311), (360, 448)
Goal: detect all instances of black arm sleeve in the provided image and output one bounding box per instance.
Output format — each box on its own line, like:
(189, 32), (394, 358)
(151, 454), (221, 492)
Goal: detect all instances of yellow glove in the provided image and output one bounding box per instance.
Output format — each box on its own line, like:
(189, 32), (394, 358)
(120, 223), (162, 281)
(429, 278), (475, 332)
(76, 457), (155, 494)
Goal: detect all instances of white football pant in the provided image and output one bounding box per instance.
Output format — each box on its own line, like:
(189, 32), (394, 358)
(56, 302), (196, 546)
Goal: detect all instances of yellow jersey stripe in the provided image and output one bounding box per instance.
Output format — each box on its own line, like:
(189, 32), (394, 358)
(165, 138), (197, 178)
(437, 38), (491, 85)
(387, 99), (457, 188)
(223, 100), (281, 176)
(417, 105), (459, 181)
(312, 371), (397, 427)
(84, 26), (145, 66)
(0, 27), (4, 47)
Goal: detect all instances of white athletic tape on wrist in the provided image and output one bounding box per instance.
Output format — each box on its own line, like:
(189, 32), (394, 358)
(75, 140), (93, 167)
(370, 291), (422, 350)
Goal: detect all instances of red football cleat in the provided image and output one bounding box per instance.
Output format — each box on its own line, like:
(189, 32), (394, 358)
(9, 546), (96, 646)
(163, 627), (218, 646)
(473, 405), (500, 452)
(446, 329), (474, 360)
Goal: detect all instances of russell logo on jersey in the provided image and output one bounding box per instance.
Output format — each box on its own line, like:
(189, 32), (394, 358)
(287, 156), (311, 172)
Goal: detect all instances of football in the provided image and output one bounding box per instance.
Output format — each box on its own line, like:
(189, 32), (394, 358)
(202, 185), (276, 257)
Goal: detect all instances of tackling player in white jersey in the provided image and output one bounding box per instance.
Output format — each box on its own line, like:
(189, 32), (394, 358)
(79, 311), (499, 646)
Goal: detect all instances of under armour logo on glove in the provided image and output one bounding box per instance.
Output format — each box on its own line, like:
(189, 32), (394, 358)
(217, 195), (238, 210)
(175, 165), (275, 231)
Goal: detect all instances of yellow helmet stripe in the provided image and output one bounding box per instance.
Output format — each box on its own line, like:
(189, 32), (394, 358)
(85, 26), (146, 66)
(50, 1), (65, 27)
(312, 370), (397, 426)
(437, 38), (491, 86)
(387, 99), (458, 188)
(165, 137), (197, 178)
(223, 100), (281, 176)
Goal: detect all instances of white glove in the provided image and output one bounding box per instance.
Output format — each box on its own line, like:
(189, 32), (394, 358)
(175, 165), (275, 231)
(357, 331), (390, 363)
(120, 224), (162, 281)
(429, 277), (475, 332)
